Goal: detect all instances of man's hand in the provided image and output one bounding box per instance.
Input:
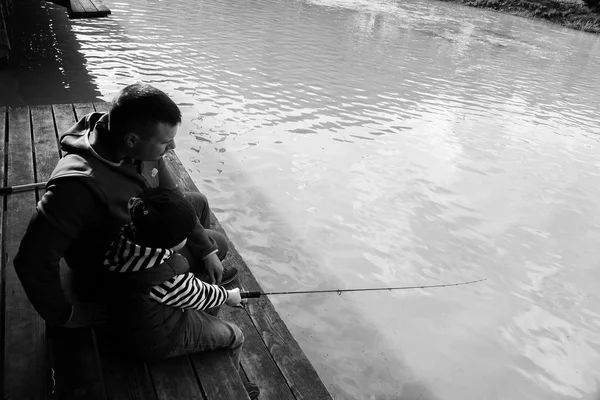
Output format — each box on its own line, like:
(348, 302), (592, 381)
(204, 252), (224, 284)
(64, 302), (107, 328)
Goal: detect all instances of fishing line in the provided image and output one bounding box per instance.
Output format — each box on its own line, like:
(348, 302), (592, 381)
(240, 278), (486, 298)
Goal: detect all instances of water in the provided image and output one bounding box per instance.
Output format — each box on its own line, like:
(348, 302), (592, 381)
(2, 0), (600, 398)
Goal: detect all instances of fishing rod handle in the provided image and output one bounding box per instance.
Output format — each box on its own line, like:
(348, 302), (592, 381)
(240, 291), (262, 298)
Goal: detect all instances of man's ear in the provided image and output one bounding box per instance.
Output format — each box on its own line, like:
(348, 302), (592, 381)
(124, 132), (138, 148)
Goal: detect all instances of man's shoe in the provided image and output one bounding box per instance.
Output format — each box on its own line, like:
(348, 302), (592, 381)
(220, 264), (238, 285)
(243, 381), (260, 400)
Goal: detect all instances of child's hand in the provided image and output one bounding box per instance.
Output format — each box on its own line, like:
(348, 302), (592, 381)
(225, 288), (242, 307)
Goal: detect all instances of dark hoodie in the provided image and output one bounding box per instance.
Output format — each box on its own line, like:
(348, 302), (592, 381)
(14, 113), (217, 326)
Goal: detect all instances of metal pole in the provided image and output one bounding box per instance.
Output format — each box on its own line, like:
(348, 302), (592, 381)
(0, 181), (47, 195)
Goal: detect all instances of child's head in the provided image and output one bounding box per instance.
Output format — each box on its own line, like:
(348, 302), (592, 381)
(127, 187), (197, 250)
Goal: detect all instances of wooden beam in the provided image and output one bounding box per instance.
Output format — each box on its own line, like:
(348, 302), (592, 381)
(0, 106), (5, 396)
(3, 106), (50, 400)
(74, 103), (95, 118)
(93, 102), (110, 114)
(68, 0), (110, 19)
(68, 0), (87, 18)
(52, 103), (76, 158)
(190, 350), (250, 400)
(147, 356), (205, 400)
(48, 327), (107, 400)
(31, 105), (60, 183)
(90, 0), (111, 15)
(221, 306), (296, 400)
(95, 329), (158, 400)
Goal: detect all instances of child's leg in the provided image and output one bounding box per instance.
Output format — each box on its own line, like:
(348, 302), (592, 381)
(166, 310), (244, 368)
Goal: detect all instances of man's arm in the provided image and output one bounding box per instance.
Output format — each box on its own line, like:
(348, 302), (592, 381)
(14, 179), (103, 326)
(157, 156), (178, 190)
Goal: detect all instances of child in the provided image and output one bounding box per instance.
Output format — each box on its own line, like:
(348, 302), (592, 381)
(103, 187), (259, 399)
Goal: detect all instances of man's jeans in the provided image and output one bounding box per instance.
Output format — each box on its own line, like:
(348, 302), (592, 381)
(179, 191), (229, 276)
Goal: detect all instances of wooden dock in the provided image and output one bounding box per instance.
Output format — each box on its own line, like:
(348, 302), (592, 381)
(67, 0), (110, 18)
(0, 103), (333, 400)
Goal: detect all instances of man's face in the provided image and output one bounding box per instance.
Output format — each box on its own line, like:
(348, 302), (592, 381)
(126, 121), (178, 161)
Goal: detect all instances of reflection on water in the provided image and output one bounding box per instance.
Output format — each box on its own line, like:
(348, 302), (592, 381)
(4, 0), (600, 398)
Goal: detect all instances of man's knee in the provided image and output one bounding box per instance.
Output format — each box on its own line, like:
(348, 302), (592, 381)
(209, 231), (229, 261)
(185, 191), (210, 228)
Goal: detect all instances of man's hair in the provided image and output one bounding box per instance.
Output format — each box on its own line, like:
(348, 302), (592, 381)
(109, 83), (182, 137)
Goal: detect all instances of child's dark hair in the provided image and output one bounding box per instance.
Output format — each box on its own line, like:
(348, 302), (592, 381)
(128, 187), (197, 248)
(109, 83), (182, 138)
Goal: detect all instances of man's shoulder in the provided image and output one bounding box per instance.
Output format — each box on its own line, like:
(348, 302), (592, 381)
(52, 153), (95, 180)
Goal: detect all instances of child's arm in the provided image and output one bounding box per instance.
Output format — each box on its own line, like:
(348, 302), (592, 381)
(150, 272), (239, 310)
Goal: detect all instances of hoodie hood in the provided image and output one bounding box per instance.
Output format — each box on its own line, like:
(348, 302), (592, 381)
(60, 112), (107, 157)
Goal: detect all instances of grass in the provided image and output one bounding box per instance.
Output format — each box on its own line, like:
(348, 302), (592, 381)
(438, 0), (600, 33)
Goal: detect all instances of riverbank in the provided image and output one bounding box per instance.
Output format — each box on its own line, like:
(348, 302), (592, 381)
(439, 0), (600, 33)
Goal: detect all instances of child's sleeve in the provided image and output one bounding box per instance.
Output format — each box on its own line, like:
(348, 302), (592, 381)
(150, 272), (228, 310)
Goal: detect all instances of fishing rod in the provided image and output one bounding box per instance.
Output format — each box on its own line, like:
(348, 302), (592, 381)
(240, 278), (486, 298)
(0, 181), (47, 195)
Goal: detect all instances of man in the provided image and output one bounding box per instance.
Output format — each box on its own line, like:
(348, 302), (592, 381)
(14, 82), (238, 328)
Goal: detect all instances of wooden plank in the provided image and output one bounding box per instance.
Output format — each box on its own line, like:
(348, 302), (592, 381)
(68, 0), (110, 20)
(79, 0), (98, 15)
(89, 0), (111, 15)
(0, 107), (5, 397)
(189, 350), (250, 400)
(0, 107), (4, 188)
(52, 104), (76, 158)
(93, 102), (110, 113)
(52, 104), (76, 138)
(95, 329), (157, 400)
(31, 105), (60, 182)
(221, 306), (295, 400)
(73, 103), (95, 119)
(48, 328), (107, 400)
(30, 105), (108, 400)
(147, 356), (204, 400)
(77, 0), (102, 17)
(4, 106), (49, 400)
(68, 0), (87, 18)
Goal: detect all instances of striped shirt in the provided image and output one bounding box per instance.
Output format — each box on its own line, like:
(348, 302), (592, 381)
(104, 226), (228, 310)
